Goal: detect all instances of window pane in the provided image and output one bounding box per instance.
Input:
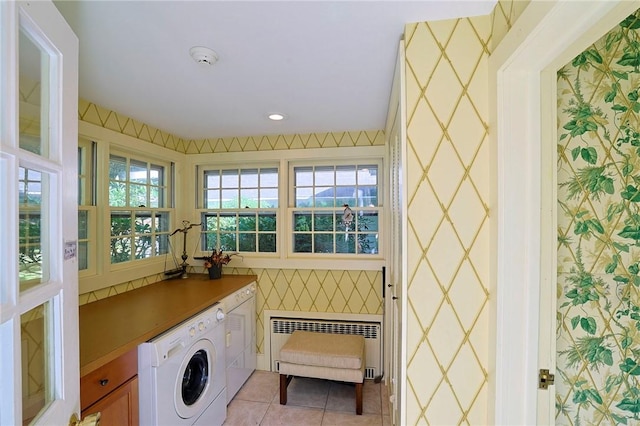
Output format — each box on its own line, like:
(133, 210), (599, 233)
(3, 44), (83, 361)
(111, 237), (131, 263)
(240, 188), (259, 208)
(221, 189), (239, 208)
(19, 168), (47, 289)
(204, 214), (218, 231)
(111, 212), (132, 236)
(294, 212), (312, 232)
(314, 187), (334, 207)
(219, 214), (237, 232)
(359, 186), (378, 207)
(358, 234), (379, 254)
(219, 233), (236, 251)
(202, 233), (218, 252)
(314, 212), (334, 232)
(295, 188), (313, 207)
(295, 167), (313, 187)
(240, 169), (259, 187)
(129, 160), (147, 183)
(129, 183), (147, 207)
(359, 212), (378, 232)
(294, 234), (312, 253)
(110, 211), (134, 263)
(261, 168), (278, 187)
(78, 210), (89, 271)
(239, 233), (256, 252)
(258, 214), (276, 232)
(135, 212), (152, 234)
(358, 165), (378, 185)
(336, 165), (356, 185)
(149, 186), (159, 208)
(109, 156), (127, 207)
(238, 214), (256, 232)
(205, 189), (220, 209)
(315, 166), (335, 186)
(19, 28), (48, 156)
(336, 186), (356, 207)
(134, 235), (152, 259)
(314, 234), (334, 253)
(21, 301), (54, 424)
(336, 233), (356, 254)
(109, 155), (127, 180)
(260, 188), (278, 208)
(77, 241), (88, 270)
(150, 164), (163, 186)
(205, 171), (221, 188)
(258, 234), (276, 252)
(221, 170), (239, 188)
(108, 180), (127, 207)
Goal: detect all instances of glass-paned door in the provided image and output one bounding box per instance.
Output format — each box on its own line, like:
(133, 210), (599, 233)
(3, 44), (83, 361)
(0, 1), (80, 425)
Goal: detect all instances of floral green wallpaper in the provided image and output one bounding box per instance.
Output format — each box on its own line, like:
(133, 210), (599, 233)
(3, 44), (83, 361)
(557, 9), (640, 424)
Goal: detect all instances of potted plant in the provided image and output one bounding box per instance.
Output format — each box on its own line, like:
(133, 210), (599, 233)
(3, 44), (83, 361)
(196, 248), (238, 279)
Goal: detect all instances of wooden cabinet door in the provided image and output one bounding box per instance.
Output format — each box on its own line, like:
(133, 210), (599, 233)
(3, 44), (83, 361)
(82, 376), (138, 426)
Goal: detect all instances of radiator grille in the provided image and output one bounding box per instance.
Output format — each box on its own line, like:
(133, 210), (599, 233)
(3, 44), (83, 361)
(272, 319), (379, 339)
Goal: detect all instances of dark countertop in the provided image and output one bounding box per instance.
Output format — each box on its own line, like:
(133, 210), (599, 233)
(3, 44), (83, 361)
(79, 274), (257, 376)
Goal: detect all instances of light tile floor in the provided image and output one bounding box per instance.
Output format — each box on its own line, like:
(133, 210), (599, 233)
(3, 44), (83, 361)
(223, 371), (391, 426)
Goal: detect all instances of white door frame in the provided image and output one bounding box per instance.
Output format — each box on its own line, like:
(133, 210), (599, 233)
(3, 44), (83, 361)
(490, 1), (638, 424)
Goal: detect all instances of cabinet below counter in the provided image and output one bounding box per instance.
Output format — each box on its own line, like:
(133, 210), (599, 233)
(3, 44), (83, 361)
(79, 274), (257, 377)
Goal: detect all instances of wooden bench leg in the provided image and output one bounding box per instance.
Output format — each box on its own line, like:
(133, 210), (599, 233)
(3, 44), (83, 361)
(280, 374), (292, 405)
(355, 381), (363, 415)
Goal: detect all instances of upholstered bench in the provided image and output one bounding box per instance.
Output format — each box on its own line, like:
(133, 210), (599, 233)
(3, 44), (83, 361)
(278, 330), (365, 415)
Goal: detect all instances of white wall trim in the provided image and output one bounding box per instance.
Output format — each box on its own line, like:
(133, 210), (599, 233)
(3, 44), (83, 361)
(490, 1), (637, 424)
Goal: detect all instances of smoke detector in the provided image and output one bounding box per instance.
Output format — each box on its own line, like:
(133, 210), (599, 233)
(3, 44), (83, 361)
(189, 46), (218, 66)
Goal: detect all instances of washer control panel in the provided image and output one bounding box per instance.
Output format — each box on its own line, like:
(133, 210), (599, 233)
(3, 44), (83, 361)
(224, 282), (256, 311)
(145, 302), (225, 367)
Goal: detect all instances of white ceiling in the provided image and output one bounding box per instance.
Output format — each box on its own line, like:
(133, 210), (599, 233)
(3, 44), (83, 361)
(54, 1), (497, 140)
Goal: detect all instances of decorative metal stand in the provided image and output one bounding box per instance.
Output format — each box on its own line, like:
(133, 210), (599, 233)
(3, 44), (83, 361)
(165, 220), (201, 279)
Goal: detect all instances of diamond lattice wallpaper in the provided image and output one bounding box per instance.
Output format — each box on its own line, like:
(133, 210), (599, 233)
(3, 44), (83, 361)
(404, 15), (491, 424)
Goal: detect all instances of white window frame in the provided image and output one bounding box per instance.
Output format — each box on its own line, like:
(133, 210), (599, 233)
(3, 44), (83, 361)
(185, 146), (385, 271)
(107, 148), (172, 266)
(77, 137), (96, 277)
(77, 121), (181, 294)
(288, 160), (382, 258)
(197, 165), (279, 256)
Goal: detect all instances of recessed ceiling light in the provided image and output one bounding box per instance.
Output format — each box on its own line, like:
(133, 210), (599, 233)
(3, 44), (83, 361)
(268, 113), (285, 121)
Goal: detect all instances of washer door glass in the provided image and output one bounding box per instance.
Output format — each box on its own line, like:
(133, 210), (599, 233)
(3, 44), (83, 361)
(175, 338), (217, 419)
(182, 349), (208, 405)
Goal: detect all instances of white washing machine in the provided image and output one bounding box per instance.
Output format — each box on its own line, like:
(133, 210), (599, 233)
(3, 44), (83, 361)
(138, 303), (227, 426)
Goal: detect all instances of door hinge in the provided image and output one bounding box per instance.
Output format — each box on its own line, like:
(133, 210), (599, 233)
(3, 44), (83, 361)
(538, 369), (555, 390)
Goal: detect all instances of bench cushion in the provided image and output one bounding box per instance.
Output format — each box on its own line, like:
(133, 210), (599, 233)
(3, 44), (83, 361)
(279, 330), (365, 370)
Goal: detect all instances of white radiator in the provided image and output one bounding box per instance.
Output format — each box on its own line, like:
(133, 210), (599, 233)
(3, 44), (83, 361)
(270, 317), (382, 380)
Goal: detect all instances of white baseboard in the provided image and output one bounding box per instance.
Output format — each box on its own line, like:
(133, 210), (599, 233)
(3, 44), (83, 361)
(256, 353), (268, 371)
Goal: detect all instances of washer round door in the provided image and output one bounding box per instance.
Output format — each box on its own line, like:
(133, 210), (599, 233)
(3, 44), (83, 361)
(174, 338), (217, 419)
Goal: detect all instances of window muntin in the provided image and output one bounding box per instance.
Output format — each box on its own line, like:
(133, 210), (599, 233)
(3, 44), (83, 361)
(291, 163), (380, 255)
(201, 167), (278, 253)
(109, 153), (171, 264)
